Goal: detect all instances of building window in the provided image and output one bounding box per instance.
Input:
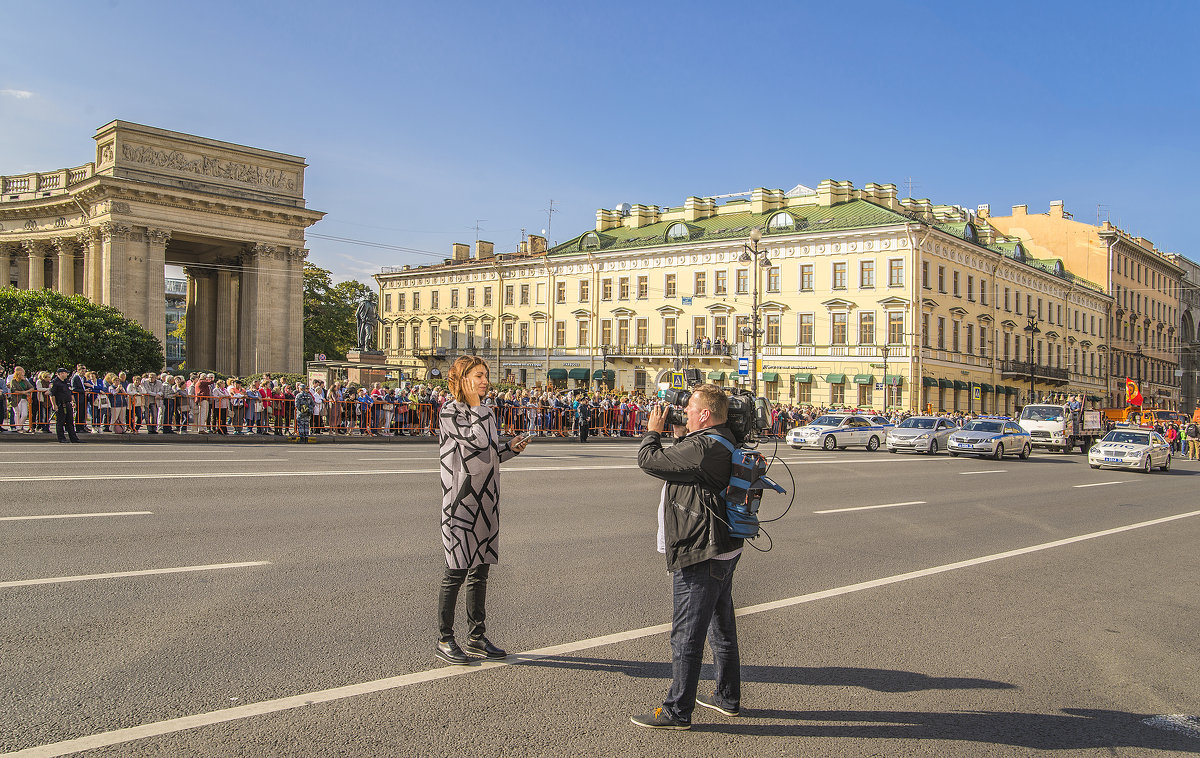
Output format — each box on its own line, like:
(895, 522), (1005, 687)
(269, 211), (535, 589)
(937, 317), (945, 349)
(766, 314), (780, 345)
(767, 267), (780, 293)
(520, 285), (530, 305)
(555, 321), (565, 347)
(952, 271), (960, 297)
(736, 315), (749, 340)
(796, 382), (811, 404)
(602, 278), (613, 301)
(980, 279), (988, 305)
(383, 326), (392, 349)
(800, 264), (814, 291)
(431, 291), (440, 310)
(504, 286), (514, 306)
(384, 293), (392, 312)
(832, 262), (847, 290)
(888, 312), (904, 344)
(450, 289), (458, 309)
(665, 274), (677, 298)
(714, 316), (727, 342)
(736, 269), (749, 294)
(694, 272), (706, 297)
(860, 260), (875, 288)
(579, 280), (589, 302)
(831, 313), (848, 344)
(619, 277), (630, 300)
(693, 316), (706, 341)
(519, 322), (529, 346)
(601, 319), (612, 345)
(922, 314), (930, 348)
(397, 325), (406, 350)
(952, 321), (960, 352)
(831, 381), (845, 406)
(888, 259), (903, 287)
(966, 275), (974, 302)
(664, 317), (677, 344)
(467, 288), (476, 308)
(637, 276), (648, 299)
(618, 319), (629, 345)
(430, 323), (439, 348)
(555, 282), (565, 304)
(411, 324), (420, 349)
(637, 318), (648, 344)
(398, 293), (406, 311)
(483, 287), (492, 307)
(859, 312), (875, 344)
(798, 313), (814, 345)
(966, 323), (974, 355)
(938, 266), (946, 293)
(413, 292), (420, 311)
(1015, 290), (1022, 315)
(922, 261), (930, 289)
(577, 320), (588, 347)
(482, 322), (492, 345)
(714, 271), (727, 295)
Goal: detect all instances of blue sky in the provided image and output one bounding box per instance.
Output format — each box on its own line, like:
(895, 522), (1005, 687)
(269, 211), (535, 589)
(2, 0), (1197, 285)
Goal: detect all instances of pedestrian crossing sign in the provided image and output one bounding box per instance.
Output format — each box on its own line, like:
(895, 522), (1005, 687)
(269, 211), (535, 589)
(671, 372), (685, 389)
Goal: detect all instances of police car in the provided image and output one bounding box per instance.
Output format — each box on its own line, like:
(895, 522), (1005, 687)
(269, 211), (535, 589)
(947, 417), (1031, 460)
(1087, 428), (1172, 473)
(786, 414), (893, 452)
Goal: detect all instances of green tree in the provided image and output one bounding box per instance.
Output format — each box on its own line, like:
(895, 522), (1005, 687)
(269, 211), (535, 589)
(0, 288), (164, 374)
(303, 262), (373, 361)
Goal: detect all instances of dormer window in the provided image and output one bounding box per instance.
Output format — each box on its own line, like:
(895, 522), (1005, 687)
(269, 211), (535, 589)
(963, 223), (977, 243)
(582, 232), (600, 250)
(766, 212), (796, 232)
(1012, 243), (1026, 261)
(666, 223), (690, 242)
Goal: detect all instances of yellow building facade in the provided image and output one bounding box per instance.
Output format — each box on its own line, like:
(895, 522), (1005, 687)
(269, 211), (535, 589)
(376, 181), (1110, 412)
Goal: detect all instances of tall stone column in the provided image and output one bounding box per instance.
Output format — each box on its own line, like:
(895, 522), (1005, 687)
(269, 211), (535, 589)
(23, 241), (48, 290)
(284, 247), (308, 373)
(13, 246), (28, 289)
(185, 266), (216, 372)
(97, 222), (132, 315)
(215, 257), (240, 376)
(52, 238), (76, 295)
(237, 246), (262, 374)
(76, 227), (100, 301)
(144, 229), (170, 350)
(0, 242), (16, 288)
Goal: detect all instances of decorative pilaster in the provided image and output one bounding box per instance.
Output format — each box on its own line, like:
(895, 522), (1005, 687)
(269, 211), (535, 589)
(284, 247), (308, 372)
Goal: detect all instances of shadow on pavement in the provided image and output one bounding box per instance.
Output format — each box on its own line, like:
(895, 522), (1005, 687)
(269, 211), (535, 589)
(519, 656), (1015, 693)
(690, 708), (1199, 751)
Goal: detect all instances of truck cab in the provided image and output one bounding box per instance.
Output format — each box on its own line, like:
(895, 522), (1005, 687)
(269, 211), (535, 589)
(1018, 403), (1102, 453)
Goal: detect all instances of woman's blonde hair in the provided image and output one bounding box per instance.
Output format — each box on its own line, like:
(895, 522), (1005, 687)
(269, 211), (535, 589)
(448, 355), (489, 404)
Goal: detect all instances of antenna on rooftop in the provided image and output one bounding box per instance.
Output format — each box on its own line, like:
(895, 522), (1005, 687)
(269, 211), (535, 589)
(542, 199), (557, 244)
(473, 219), (487, 245)
(1096, 203), (1110, 225)
(905, 177), (919, 198)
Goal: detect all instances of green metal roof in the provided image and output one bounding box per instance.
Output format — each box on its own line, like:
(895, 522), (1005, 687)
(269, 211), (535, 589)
(549, 199), (910, 257)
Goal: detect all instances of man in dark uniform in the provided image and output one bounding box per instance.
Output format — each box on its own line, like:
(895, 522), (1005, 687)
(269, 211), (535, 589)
(71, 364), (88, 429)
(578, 397), (591, 443)
(50, 368), (81, 443)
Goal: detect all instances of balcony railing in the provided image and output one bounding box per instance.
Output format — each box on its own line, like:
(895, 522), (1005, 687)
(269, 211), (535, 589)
(1, 163), (96, 201)
(1000, 360), (1069, 382)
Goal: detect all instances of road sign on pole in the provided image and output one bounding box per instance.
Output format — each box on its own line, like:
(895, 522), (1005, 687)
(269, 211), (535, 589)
(738, 357), (749, 376)
(671, 372), (685, 389)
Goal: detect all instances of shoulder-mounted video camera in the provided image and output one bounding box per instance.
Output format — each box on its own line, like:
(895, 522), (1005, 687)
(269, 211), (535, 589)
(657, 370), (772, 445)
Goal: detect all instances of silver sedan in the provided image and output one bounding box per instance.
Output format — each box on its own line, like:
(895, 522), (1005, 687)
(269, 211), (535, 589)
(1088, 429), (1172, 473)
(886, 416), (957, 454)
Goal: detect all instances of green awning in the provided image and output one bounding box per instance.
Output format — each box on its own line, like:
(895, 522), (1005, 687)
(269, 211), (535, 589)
(547, 368), (568, 380)
(707, 370), (726, 380)
(825, 373), (846, 384)
(760, 372), (779, 382)
(1087, 394), (1102, 402)
(884, 374), (904, 386)
(568, 368), (591, 380)
(922, 377), (938, 387)
(938, 379), (953, 389)
(592, 369), (615, 380)
(953, 380), (969, 390)
(1004, 386), (1016, 396)
(853, 374), (875, 385)
(793, 372), (813, 383)
(979, 383), (993, 392)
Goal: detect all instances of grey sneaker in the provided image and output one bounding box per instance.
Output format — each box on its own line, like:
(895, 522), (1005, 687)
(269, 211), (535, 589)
(630, 707), (690, 730)
(695, 693), (739, 716)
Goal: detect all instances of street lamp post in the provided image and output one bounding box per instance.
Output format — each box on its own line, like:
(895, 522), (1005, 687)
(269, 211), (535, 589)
(880, 343), (891, 410)
(1135, 343), (1144, 406)
(1024, 317), (1041, 406)
(740, 228), (771, 397)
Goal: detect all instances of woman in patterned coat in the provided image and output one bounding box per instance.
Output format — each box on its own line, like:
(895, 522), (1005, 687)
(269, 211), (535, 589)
(436, 355), (528, 665)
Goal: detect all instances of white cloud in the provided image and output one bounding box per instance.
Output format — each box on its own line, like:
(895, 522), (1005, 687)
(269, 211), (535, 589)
(0, 89), (34, 99)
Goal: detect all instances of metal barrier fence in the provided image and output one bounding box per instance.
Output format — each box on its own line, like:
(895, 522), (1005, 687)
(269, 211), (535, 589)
(0, 391), (794, 438)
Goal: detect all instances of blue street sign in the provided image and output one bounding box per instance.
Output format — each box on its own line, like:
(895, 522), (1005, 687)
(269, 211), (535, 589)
(682, 297), (693, 306)
(738, 357), (749, 376)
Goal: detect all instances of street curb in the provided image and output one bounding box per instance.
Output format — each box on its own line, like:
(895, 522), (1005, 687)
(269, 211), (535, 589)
(0, 431), (643, 445)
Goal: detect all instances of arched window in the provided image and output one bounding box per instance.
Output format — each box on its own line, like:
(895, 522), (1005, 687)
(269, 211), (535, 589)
(1012, 243), (1026, 262)
(665, 223), (690, 242)
(766, 212), (796, 232)
(582, 232), (600, 250)
(962, 224), (977, 243)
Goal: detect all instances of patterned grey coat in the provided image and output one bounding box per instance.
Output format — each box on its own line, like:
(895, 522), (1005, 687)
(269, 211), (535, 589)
(439, 400), (519, 569)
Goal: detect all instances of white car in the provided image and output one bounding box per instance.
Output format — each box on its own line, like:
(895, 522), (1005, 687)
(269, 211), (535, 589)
(1088, 429), (1172, 473)
(947, 418), (1032, 460)
(886, 416), (958, 455)
(787, 414), (893, 452)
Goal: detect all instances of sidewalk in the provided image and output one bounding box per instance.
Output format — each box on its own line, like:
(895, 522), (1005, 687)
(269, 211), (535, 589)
(0, 430), (642, 445)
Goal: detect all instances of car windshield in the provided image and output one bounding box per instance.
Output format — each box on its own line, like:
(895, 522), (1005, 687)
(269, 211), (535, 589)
(1103, 431), (1150, 445)
(898, 418), (936, 429)
(810, 416), (844, 426)
(963, 421), (1004, 433)
(1019, 406), (1064, 422)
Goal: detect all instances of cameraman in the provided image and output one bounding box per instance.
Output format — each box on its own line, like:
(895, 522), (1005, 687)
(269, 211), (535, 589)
(631, 384), (742, 730)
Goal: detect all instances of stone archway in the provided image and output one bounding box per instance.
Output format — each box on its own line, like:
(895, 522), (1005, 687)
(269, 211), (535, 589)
(0, 121), (323, 373)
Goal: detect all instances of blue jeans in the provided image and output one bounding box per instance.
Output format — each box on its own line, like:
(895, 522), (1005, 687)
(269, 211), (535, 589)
(663, 554), (741, 722)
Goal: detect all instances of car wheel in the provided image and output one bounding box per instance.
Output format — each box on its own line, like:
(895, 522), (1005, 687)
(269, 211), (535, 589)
(992, 443), (1004, 461)
(1142, 455), (1153, 474)
(1063, 436), (1074, 453)
(1019, 443), (1031, 460)
(949, 450), (959, 457)
(866, 436), (880, 452)
(928, 439), (938, 455)
(823, 435), (837, 451)
(1089, 463), (1100, 469)
(1161, 455), (1171, 472)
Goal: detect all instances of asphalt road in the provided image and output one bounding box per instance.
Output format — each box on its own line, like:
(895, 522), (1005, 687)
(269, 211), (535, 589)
(2, 437), (1198, 756)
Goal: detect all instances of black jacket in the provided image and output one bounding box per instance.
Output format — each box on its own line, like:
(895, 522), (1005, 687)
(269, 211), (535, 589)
(50, 377), (74, 408)
(638, 424), (741, 571)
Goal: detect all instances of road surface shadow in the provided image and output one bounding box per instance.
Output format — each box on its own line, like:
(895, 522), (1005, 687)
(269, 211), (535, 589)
(689, 707), (1199, 751)
(518, 656), (1014, 693)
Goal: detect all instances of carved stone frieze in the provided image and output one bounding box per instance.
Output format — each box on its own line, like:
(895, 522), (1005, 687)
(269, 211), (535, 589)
(287, 228), (304, 240)
(120, 143), (298, 192)
(112, 201), (131, 214)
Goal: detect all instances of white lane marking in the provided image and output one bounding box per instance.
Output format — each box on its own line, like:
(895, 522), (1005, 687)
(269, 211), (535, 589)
(0, 465), (642, 483)
(14, 508), (1200, 758)
(0, 511), (153, 522)
(1074, 481), (1127, 488)
(0, 561), (270, 589)
(0, 459), (287, 465)
(960, 470), (1006, 475)
(356, 455), (583, 461)
(814, 500), (927, 514)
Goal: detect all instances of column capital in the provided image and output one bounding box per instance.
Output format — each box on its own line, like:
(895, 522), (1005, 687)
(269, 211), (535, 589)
(50, 236), (80, 256)
(0, 241), (24, 256)
(184, 265), (214, 280)
(250, 242), (279, 259)
(146, 228), (172, 246)
(285, 247), (309, 261)
(22, 239), (52, 257)
(76, 227), (97, 246)
(97, 222), (132, 242)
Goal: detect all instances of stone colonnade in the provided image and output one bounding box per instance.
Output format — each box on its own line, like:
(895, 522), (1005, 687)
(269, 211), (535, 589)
(2, 226), (308, 375)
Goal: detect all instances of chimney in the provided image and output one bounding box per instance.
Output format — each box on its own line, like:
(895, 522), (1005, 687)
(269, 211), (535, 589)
(1049, 200), (1065, 218)
(452, 243), (470, 261)
(976, 203), (990, 219)
(596, 208), (622, 232)
(527, 234), (547, 254)
(1011, 204), (1027, 216)
(475, 240), (494, 260)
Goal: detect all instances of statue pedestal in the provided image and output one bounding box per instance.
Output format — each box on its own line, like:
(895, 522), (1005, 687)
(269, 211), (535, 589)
(345, 350), (387, 388)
